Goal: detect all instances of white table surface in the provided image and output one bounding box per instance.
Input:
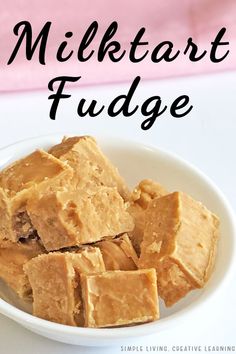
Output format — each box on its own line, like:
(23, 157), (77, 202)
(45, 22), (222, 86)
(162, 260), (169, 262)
(0, 71), (235, 353)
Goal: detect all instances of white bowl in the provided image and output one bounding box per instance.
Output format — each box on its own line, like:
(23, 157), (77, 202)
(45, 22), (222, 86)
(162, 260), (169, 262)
(0, 135), (235, 346)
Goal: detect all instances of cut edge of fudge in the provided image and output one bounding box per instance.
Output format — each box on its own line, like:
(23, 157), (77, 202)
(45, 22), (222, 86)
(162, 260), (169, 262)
(127, 203), (145, 255)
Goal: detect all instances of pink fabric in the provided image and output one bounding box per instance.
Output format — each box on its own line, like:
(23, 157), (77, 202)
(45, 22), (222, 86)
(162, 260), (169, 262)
(0, 0), (235, 92)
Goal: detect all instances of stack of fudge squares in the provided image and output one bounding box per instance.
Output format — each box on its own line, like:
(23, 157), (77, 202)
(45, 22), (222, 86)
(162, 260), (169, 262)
(0, 136), (219, 328)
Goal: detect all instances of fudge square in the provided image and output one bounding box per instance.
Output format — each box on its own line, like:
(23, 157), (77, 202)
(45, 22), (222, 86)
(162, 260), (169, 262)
(48, 136), (130, 200)
(128, 179), (168, 254)
(95, 234), (138, 270)
(139, 192), (219, 307)
(0, 149), (71, 196)
(0, 150), (72, 242)
(0, 239), (45, 299)
(24, 249), (105, 326)
(27, 186), (134, 251)
(81, 269), (159, 328)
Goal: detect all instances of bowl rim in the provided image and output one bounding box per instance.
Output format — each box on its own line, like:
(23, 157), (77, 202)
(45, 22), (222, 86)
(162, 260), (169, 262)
(0, 134), (235, 340)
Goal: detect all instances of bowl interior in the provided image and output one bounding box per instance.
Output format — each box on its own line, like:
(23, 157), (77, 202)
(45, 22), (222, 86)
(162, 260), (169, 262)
(0, 135), (235, 335)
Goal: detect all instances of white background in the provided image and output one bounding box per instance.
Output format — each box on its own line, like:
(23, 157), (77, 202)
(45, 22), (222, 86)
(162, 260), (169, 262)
(0, 71), (235, 353)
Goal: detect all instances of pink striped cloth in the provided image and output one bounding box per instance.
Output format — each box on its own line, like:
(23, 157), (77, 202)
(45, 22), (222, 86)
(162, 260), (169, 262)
(0, 0), (235, 92)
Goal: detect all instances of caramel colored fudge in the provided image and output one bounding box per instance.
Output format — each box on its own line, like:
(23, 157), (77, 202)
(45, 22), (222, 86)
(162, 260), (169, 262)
(96, 234), (138, 270)
(0, 149), (71, 195)
(139, 192), (219, 306)
(0, 239), (45, 299)
(0, 150), (72, 242)
(130, 179), (168, 209)
(69, 247), (106, 325)
(128, 179), (168, 253)
(81, 269), (159, 328)
(24, 249), (105, 326)
(48, 136), (130, 200)
(70, 247), (105, 274)
(27, 187), (134, 251)
(24, 253), (78, 326)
